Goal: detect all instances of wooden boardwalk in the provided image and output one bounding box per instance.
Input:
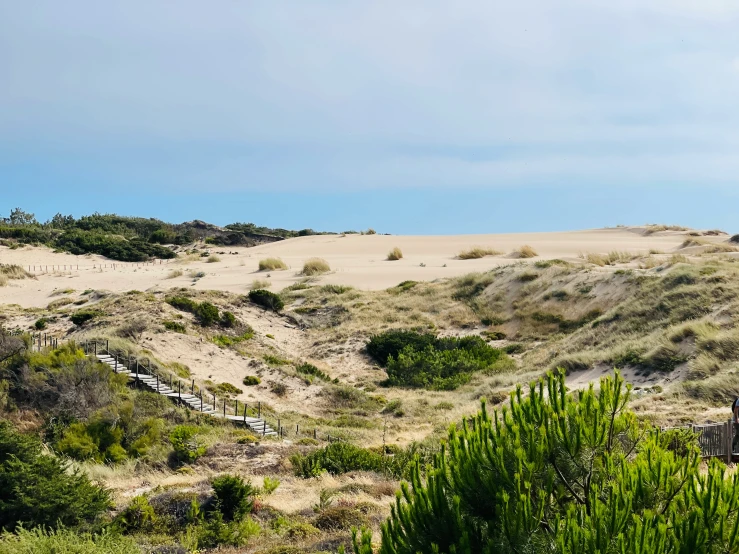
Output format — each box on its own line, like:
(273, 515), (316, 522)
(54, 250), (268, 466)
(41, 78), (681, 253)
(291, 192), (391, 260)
(90, 348), (277, 437)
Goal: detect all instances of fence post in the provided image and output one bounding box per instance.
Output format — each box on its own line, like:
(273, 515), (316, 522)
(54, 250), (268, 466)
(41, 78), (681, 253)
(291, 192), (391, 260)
(296, 424), (299, 435)
(223, 401), (226, 418)
(156, 373), (159, 392)
(729, 419), (734, 463)
(258, 402), (261, 418)
(178, 381), (181, 400)
(314, 429), (317, 439)
(200, 392), (203, 412)
(191, 379), (194, 394)
(243, 405), (247, 424)
(106, 339), (109, 353)
(94, 342), (97, 356)
(235, 400), (238, 416)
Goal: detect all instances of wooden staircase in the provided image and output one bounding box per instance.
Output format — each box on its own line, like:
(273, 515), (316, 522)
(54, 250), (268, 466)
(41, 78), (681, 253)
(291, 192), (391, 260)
(94, 353), (277, 437)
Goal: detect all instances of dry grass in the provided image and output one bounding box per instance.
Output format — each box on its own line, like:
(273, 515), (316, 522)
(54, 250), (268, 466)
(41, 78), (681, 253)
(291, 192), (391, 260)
(458, 247), (502, 260)
(387, 247), (403, 261)
(258, 257), (288, 271)
(583, 251), (639, 266)
(303, 258), (331, 276)
(206, 255), (221, 263)
(644, 224), (689, 235)
(250, 279), (272, 290)
(166, 269), (183, 279)
(0, 264), (32, 286)
(513, 245), (538, 258)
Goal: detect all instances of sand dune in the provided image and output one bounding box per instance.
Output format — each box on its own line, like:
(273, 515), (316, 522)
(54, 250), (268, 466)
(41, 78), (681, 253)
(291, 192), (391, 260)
(0, 226), (728, 308)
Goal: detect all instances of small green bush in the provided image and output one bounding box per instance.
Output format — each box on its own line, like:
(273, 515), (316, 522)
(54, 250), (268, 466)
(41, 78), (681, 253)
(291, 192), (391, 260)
(211, 474), (255, 521)
(221, 311), (237, 328)
(503, 343), (525, 355)
(518, 272), (539, 282)
(248, 289), (284, 312)
(166, 295), (197, 312)
(195, 302), (220, 326)
(116, 495), (157, 532)
(730, 234), (739, 244)
(313, 505), (369, 530)
(366, 330), (437, 366)
(243, 376), (261, 386)
(34, 318), (48, 330)
(169, 425), (206, 464)
(163, 320), (187, 333)
(70, 309), (99, 326)
(296, 363), (331, 381)
(262, 477), (280, 495)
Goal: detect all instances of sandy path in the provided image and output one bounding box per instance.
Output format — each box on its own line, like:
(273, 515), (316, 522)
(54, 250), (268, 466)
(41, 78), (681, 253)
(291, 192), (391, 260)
(0, 227), (726, 308)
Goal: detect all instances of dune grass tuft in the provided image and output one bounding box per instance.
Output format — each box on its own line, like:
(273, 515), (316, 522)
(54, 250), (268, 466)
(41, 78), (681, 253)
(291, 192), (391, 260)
(0, 264), (32, 286)
(458, 247), (502, 260)
(250, 279), (271, 290)
(206, 255), (221, 263)
(258, 257), (288, 271)
(583, 251), (638, 267)
(512, 245), (538, 259)
(387, 247), (403, 261)
(303, 258), (331, 276)
(166, 269), (183, 279)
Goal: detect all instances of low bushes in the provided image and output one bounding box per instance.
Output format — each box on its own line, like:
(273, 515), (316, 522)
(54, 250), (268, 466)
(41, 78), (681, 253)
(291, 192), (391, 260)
(291, 441), (429, 479)
(211, 475), (255, 521)
(163, 320), (187, 333)
(366, 330), (437, 366)
(165, 296), (224, 327)
(0, 528), (138, 554)
(296, 362), (332, 381)
(302, 258), (330, 275)
(731, 234), (739, 243)
(70, 309), (100, 326)
(387, 247), (403, 261)
(258, 257), (288, 271)
(242, 376), (261, 386)
(248, 289), (284, 312)
(367, 330), (509, 390)
(169, 425), (206, 465)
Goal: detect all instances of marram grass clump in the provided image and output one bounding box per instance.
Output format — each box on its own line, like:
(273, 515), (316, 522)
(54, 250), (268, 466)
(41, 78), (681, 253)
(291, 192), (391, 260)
(387, 247), (403, 261)
(302, 258), (330, 275)
(458, 247), (502, 260)
(513, 245), (538, 258)
(258, 257), (288, 271)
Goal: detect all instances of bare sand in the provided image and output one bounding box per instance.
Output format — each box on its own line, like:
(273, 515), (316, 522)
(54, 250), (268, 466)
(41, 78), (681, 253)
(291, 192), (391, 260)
(0, 227), (728, 308)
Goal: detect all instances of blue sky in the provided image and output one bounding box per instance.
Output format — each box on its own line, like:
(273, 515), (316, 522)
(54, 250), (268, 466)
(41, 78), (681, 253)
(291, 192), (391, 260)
(1, 1), (738, 234)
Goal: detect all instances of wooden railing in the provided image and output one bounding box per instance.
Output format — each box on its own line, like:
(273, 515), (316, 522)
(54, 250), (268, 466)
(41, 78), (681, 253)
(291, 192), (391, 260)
(665, 421), (735, 462)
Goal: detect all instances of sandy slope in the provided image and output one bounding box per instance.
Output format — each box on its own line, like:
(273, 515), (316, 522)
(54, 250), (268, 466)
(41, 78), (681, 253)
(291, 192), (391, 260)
(0, 227), (725, 308)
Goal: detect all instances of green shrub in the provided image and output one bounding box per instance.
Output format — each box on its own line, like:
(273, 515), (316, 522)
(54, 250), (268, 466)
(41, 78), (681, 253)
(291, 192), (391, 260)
(393, 280), (418, 292)
(368, 331), (508, 390)
(243, 376), (261, 386)
(70, 309), (99, 326)
(212, 330), (254, 347)
(211, 474), (255, 521)
(34, 318), (47, 330)
(296, 363), (331, 381)
(194, 302), (220, 326)
(366, 330), (437, 366)
(208, 382), (243, 396)
(0, 528), (138, 554)
(262, 477), (280, 495)
(731, 234), (739, 244)
(163, 320), (187, 333)
(166, 295), (197, 312)
(169, 425), (206, 464)
(0, 421), (110, 530)
(386, 342), (506, 390)
(116, 495), (156, 532)
(248, 289), (284, 312)
(503, 343), (525, 355)
(221, 311), (237, 327)
(291, 441), (422, 480)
